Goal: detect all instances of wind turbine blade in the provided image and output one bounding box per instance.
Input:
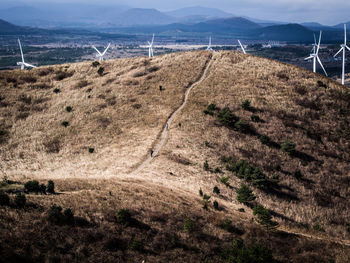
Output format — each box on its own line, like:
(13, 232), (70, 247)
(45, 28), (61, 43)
(316, 31), (322, 55)
(151, 34), (154, 45)
(24, 63), (36, 68)
(102, 43), (110, 56)
(238, 40), (246, 54)
(147, 41), (151, 46)
(304, 56), (313, 60)
(317, 56), (327, 76)
(346, 45), (350, 51)
(345, 24), (347, 44)
(92, 46), (102, 56)
(313, 33), (317, 45)
(18, 39), (24, 63)
(334, 48), (343, 57)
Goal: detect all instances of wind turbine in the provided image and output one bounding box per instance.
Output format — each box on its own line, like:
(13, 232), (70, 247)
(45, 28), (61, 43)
(206, 36), (213, 51)
(334, 24), (350, 85)
(17, 39), (36, 70)
(238, 40), (246, 54)
(92, 43), (110, 61)
(311, 33), (317, 54)
(147, 34), (155, 58)
(304, 31), (327, 76)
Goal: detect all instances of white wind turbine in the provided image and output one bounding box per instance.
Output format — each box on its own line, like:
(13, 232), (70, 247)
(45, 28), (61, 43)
(17, 39), (36, 70)
(206, 36), (213, 51)
(238, 40), (246, 54)
(147, 34), (155, 58)
(304, 31), (327, 76)
(92, 43), (111, 61)
(334, 24), (350, 85)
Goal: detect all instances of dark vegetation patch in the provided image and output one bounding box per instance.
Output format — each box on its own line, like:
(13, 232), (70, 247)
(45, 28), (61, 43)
(54, 70), (74, 81)
(168, 153), (191, 166)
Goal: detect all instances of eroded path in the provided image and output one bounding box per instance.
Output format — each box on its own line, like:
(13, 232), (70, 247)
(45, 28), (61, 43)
(130, 54), (213, 176)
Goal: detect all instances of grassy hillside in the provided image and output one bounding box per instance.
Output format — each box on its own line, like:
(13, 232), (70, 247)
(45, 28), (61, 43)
(0, 51), (350, 262)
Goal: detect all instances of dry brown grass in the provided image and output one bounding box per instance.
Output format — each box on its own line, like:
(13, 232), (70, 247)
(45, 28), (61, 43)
(1, 50), (350, 262)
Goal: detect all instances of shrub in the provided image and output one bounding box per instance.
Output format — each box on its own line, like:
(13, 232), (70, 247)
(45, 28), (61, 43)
(205, 141), (211, 147)
(63, 208), (75, 225)
(15, 193), (26, 208)
(183, 218), (195, 233)
(97, 67), (104, 76)
(0, 129), (9, 144)
(130, 239), (143, 251)
(317, 80), (327, 88)
(236, 184), (255, 204)
(217, 106), (239, 128)
(159, 85), (163, 91)
(54, 70), (74, 81)
(116, 209), (131, 225)
(238, 208), (245, 212)
(253, 205), (275, 229)
(199, 188), (203, 196)
(203, 103), (219, 115)
(0, 191), (10, 206)
(234, 119), (253, 133)
(293, 170), (303, 179)
(213, 200), (219, 210)
(259, 134), (271, 145)
(92, 61), (100, 67)
(313, 222), (325, 232)
(203, 160), (209, 171)
(241, 99), (251, 110)
(44, 137), (61, 153)
(281, 139), (296, 155)
(61, 121), (69, 127)
(215, 167), (222, 173)
(88, 148), (94, 153)
(221, 176), (230, 186)
(24, 180), (40, 193)
(53, 88), (60, 93)
(39, 184), (46, 194)
(251, 115), (261, 122)
(47, 180), (55, 194)
(213, 186), (220, 194)
(65, 106), (72, 112)
(203, 194), (211, 201)
(48, 204), (63, 224)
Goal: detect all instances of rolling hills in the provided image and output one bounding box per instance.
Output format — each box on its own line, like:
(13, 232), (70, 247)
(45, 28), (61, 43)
(0, 51), (350, 262)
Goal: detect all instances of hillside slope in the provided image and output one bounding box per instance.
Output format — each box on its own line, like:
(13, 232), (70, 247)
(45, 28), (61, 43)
(1, 51), (350, 262)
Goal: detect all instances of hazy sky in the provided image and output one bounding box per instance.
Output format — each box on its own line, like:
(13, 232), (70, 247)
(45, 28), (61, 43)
(4, 0), (350, 25)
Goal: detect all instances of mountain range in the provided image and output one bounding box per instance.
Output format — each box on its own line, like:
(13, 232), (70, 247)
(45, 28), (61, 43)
(0, 5), (349, 42)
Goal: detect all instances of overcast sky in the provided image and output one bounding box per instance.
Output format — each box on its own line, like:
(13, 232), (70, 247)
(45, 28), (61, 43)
(4, 0), (350, 25)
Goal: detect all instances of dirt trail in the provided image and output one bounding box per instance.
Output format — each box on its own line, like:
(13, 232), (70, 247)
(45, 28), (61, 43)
(130, 54), (213, 176)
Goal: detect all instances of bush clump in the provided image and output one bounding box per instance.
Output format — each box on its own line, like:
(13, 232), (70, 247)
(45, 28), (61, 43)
(53, 88), (60, 93)
(259, 134), (271, 145)
(241, 99), (252, 110)
(213, 186), (220, 194)
(220, 176), (230, 186)
(203, 160), (209, 171)
(221, 239), (276, 263)
(14, 193), (26, 208)
(213, 200), (219, 210)
(281, 139), (296, 155)
(54, 70), (74, 81)
(183, 218), (195, 233)
(88, 148), (95, 153)
(236, 184), (255, 204)
(253, 205), (276, 229)
(48, 204), (75, 225)
(61, 121), (69, 127)
(47, 180), (55, 194)
(0, 191), (10, 206)
(293, 170), (303, 179)
(92, 61), (100, 67)
(116, 209), (131, 225)
(227, 159), (269, 189)
(217, 106), (239, 128)
(313, 222), (325, 232)
(203, 103), (220, 115)
(65, 106), (72, 112)
(97, 67), (104, 76)
(24, 180), (46, 194)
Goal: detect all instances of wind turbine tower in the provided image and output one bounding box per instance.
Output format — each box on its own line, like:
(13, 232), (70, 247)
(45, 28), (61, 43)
(304, 31), (327, 76)
(17, 39), (36, 70)
(147, 34), (155, 58)
(92, 43), (111, 61)
(206, 37), (213, 51)
(334, 24), (350, 85)
(238, 40), (246, 54)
